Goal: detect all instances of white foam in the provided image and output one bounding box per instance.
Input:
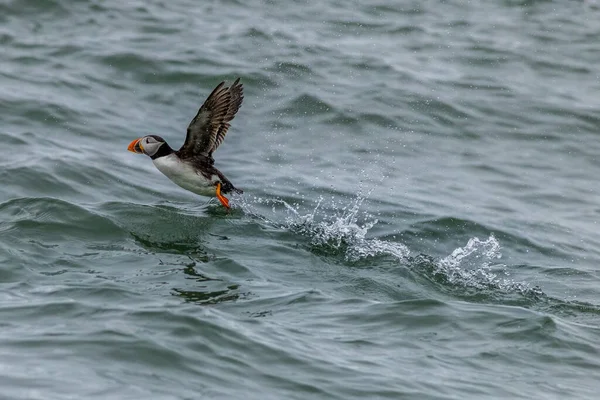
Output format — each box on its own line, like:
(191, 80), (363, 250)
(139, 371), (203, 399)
(237, 193), (539, 295)
(437, 235), (541, 295)
(238, 193), (409, 262)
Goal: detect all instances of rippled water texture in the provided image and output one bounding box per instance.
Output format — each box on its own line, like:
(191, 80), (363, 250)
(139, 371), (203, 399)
(2, 0), (600, 398)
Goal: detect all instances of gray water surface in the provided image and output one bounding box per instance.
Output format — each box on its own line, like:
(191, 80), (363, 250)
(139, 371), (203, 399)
(2, 0), (600, 399)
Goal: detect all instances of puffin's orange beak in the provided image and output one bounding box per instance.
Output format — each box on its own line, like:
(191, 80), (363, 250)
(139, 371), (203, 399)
(128, 138), (143, 154)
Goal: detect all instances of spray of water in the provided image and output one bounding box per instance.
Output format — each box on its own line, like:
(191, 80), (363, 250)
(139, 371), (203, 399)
(237, 192), (410, 262)
(435, 235), (542, 295)
(234, 193), (539, 295)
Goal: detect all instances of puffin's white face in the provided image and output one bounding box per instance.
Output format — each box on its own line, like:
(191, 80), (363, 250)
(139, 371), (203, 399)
(127, 135), (165, 157)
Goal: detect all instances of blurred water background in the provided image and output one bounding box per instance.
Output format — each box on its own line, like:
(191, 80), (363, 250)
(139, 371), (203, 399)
(2, 0), (600, 398)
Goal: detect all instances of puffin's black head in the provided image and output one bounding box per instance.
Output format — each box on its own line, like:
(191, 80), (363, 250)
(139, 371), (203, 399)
(127, 135), (171, 159)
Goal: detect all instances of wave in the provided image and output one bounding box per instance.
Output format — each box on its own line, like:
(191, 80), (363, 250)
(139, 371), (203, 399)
(5, 194), (598, 320)
(235, 192), (600, 322)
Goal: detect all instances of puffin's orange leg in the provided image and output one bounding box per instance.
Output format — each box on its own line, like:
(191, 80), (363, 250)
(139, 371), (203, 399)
(215, 182), (230, 209)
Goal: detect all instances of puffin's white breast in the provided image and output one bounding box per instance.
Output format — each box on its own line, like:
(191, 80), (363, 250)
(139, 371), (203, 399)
(152, 154), (217, 197)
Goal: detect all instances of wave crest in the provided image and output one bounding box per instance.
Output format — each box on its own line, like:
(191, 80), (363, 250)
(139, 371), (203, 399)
(238, 193), (543, 298)
(435, 235), (541, 295)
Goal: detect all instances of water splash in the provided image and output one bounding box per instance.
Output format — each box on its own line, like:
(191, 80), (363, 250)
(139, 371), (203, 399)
(435, 235), (542, 296)
(238, 193), (410, 262)
(236, 194), (540, 296)
(438, 235), (502, 288)
(287, 196), (410, 262)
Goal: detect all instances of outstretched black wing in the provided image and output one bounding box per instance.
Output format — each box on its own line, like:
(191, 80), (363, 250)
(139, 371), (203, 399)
(178, 78), (244, 161)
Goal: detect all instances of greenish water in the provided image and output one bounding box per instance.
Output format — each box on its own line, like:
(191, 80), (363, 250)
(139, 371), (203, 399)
(2, 0), (600, 398)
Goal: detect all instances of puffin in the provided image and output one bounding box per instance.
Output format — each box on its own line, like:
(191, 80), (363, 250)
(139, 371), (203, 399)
(127, 78), (244, 209)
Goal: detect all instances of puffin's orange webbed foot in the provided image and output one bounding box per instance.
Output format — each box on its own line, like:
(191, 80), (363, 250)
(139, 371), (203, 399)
(215, 182), (230, 209)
